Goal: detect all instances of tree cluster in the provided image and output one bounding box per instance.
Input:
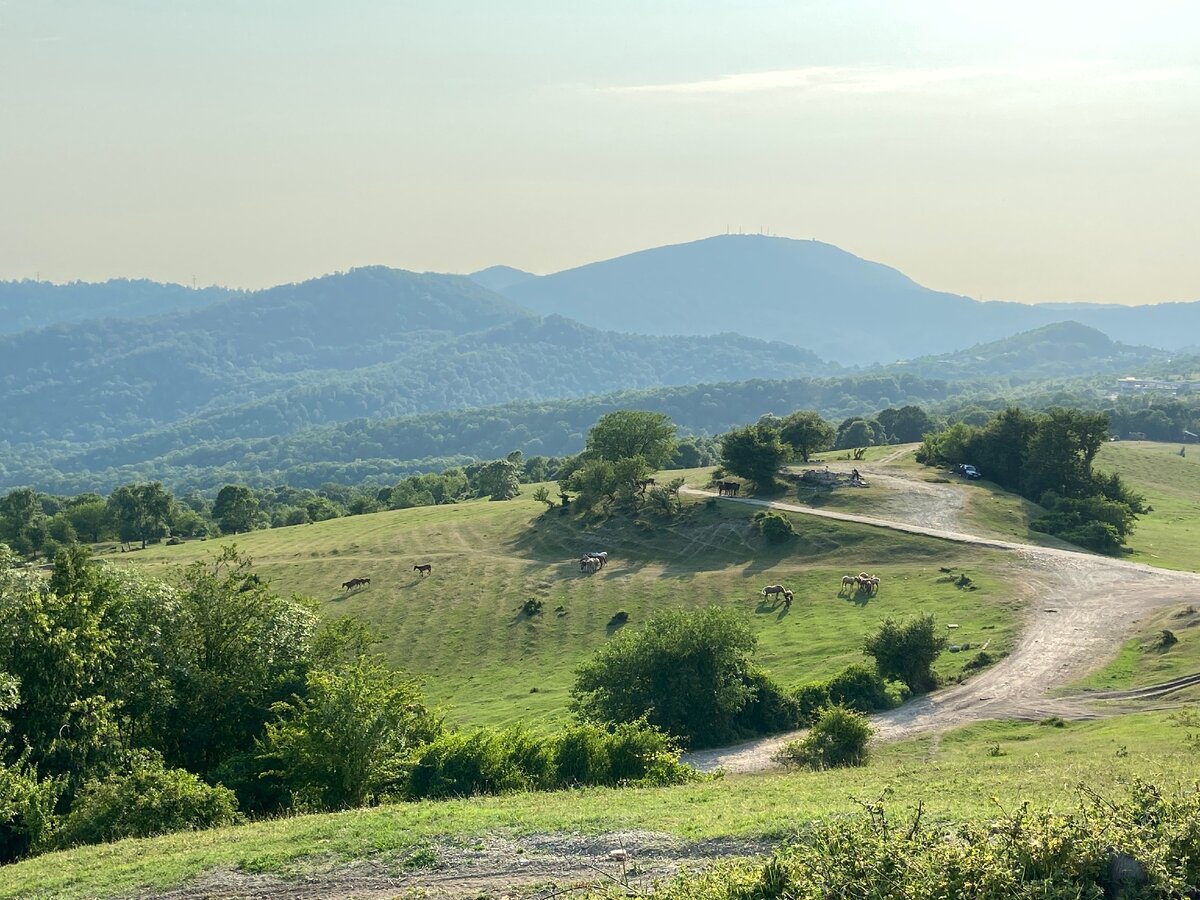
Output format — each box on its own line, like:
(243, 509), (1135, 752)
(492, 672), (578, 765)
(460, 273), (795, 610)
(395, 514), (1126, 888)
(919, 407), (1147, 551)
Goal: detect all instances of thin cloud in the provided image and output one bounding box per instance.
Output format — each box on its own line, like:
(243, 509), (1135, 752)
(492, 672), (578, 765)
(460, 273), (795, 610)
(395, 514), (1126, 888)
(602, 62), (1194, 97)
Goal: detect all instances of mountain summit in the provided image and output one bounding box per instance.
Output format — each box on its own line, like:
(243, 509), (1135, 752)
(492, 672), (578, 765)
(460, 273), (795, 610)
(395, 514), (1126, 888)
(496, 235), (1196, 361)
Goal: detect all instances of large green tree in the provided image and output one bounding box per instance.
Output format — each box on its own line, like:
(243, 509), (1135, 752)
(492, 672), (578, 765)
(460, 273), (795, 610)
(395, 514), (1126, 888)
(585, 411), (677, 469)
(212, 485), (259, 535)
(106, 483), (172, 549)
(719, 424), (787, 490)
(779, 411), (835, 463)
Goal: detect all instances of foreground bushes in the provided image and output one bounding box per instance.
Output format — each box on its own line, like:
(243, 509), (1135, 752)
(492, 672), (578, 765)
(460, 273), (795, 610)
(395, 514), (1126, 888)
(776, 706), (873, 770)
(407, 721), (695, 800)
(640, 781), (1200, 899)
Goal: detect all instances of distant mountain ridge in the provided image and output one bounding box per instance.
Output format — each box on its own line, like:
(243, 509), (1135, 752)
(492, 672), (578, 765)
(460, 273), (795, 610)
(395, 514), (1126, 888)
(493, 235), (1199, 360)
(884, 321), (1165, 380)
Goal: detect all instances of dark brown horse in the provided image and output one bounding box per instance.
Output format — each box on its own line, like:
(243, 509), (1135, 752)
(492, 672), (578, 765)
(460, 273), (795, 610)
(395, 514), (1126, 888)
(413, 564), (432, 576)
(342, 576), (370, 590)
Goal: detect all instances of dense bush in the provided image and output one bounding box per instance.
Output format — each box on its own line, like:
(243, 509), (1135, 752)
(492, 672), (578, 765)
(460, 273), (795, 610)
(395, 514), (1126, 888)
(641, 781), (1200, 899)
(56, 752), (239, 848)
(405, 721), (692, 800)
(825, 663), (895, 714)
(571, 607), (761, 748)
(0, 752), (62, 863)
(777, 706), (872, 770)
(729, 667), (802, 736)
(753, 511), (796, 543)
(863, 615), (947, 695)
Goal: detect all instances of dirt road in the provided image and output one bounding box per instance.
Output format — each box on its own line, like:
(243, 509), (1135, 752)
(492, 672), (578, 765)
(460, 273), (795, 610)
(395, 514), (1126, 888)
(680, 474), (1200, 774)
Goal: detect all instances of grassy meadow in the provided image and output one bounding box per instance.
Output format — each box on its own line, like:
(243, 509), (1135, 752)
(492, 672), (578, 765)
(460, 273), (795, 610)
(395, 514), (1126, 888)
(4, 708), (1198, 900)
(1094, 440), (1200, 571)
(118, 481), (1019, 730)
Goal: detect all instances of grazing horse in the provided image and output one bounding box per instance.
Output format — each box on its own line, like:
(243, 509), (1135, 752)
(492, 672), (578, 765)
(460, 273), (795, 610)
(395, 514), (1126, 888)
(580, 556), (601, 574)
(587, 551), (608, 568)
(782, 589), (794, 609)
(761, 584), (787, 600)
(413, 564), (432, 576)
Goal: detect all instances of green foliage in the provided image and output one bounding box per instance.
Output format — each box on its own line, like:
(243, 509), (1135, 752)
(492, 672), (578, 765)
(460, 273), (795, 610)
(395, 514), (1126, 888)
(863, 614), (947, 694)
(753, 510), (795, 543)
(571, 607), (762, 748)
(645, 781), (1200, 900)
(468, 459), (521, 501)
(825, 663), (893, 714)
(1032, 492), (1137, 552)
(0, 750), (63, 863)
(777, 705), (872, 770)
(585, 410), (678, 469)
(106, 482), (172, 548)
(212, 484), (259, 534)
(779, 411), (834, 462)
(406, 720), (693, 800)
(168, 547), (317, 776)
(261, 658), (441, 811)
(719, 423), (787, 490)
(55, 752), (238, 849)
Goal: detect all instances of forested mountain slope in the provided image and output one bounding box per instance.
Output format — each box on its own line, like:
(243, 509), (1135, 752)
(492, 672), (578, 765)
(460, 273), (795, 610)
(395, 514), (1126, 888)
(498, 234), (1199, 359)
(882, 321), (1165, 380)
(0, 278), (236, 334)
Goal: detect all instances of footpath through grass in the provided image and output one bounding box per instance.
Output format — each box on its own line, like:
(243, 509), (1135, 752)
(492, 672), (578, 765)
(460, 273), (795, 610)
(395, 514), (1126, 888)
(119, 486), (1018, 729)
(4, 708), (1197, 900)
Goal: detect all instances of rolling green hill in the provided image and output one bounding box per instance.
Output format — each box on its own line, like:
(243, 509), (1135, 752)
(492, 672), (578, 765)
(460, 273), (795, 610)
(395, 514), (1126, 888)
(122, 482), (1018, 729)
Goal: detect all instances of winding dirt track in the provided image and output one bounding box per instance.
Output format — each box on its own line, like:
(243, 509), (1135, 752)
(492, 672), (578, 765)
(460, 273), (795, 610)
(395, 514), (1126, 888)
(681, 470), (1200, 774)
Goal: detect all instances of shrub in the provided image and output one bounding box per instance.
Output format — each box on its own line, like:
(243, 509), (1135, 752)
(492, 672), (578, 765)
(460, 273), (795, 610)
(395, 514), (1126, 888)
(753, 511), (795, 544)
(0, 752), (62, 862)
(791, 681), (832, 726)
(56, 752), (238, 848)
(777, 706), (872, 770)
(571, 606), (759, 748)
(863, 614), (947, 694)
(406, 729), (539, 800)
(825, 663), (892, 714)
(731, 667), (802, 736)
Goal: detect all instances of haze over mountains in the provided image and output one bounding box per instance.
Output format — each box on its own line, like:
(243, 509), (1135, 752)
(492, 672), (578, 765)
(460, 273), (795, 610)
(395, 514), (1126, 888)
(486, 235), (1200, 359)
(1, 233), (1193, 492)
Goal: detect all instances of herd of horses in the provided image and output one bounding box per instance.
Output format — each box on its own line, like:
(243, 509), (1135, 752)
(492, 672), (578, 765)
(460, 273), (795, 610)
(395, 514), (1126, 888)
(840, 572), (881, 595)
(716, 481), (741, 496)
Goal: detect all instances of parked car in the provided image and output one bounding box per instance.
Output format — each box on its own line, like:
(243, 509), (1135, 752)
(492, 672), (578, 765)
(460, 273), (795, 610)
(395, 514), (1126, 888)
(960, 464), (981, 480)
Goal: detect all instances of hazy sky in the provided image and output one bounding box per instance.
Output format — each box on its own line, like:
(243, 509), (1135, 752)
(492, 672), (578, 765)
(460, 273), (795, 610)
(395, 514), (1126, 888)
(2, 1), (1198, 302)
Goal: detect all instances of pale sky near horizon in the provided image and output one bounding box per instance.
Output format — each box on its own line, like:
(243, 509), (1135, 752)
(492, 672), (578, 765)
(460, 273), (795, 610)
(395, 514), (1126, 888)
(2, 1), (1198, 303)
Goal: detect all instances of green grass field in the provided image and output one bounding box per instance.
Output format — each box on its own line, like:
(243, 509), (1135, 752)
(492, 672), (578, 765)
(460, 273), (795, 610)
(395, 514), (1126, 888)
(1071, 603), (1200, 691)
(5, 708), (1197, 900)
(1094, 441), (1200, 571)
(119, 487), (1018, 730)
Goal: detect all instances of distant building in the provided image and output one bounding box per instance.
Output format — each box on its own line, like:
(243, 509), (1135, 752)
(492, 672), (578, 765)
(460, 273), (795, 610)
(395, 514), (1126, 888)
(1115, 376), (1200, 396)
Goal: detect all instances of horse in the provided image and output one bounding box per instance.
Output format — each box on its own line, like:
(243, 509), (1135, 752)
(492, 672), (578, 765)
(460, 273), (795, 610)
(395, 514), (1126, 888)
(761, 584), (787, 599)
(840, 574), (859, 592)
(587, 551), (608, 567)
(782, 589), (794, 608)
(635, 478), (656, 493)
(413, 564), (432, 576)
(342, 578), (359, 590)
(718, 481), (741, 497)
(580, 556), (600, 574)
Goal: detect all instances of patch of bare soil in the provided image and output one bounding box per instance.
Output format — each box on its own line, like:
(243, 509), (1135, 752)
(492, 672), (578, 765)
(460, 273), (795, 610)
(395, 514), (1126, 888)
(135, 832), (771, 899)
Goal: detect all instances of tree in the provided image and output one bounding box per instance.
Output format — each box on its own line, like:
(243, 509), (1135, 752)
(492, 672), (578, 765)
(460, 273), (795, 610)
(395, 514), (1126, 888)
(835, 417), (883, 450)
(212, 485), (258, 535)
(0, 488), (45, 557)
(64, 497), (110, 543)
(863, 614), (946, 694)
(877, 405), (936, 444)
(571, 607), (759, 749)
(585, 411), (677, 469)
(779, 411), (835, 463)
(167, 547), (316, 774)
(779, 705), (872, 769)
(719, 424), (786, 490)
(261, 658), (440, 810)
(470, 459), (521, 501)
(106, 483), (172, 549)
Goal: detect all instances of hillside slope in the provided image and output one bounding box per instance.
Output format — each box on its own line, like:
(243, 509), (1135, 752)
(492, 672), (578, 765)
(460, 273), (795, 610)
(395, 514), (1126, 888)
(500, 235), (1198, 359)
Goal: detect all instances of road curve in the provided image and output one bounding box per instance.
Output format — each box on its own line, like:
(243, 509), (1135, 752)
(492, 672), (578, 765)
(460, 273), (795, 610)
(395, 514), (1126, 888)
(678, 486), (1200, 774)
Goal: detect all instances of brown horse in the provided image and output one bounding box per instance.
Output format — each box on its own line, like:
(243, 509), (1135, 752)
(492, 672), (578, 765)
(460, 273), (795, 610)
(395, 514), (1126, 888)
(413, 564), (432, 576)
